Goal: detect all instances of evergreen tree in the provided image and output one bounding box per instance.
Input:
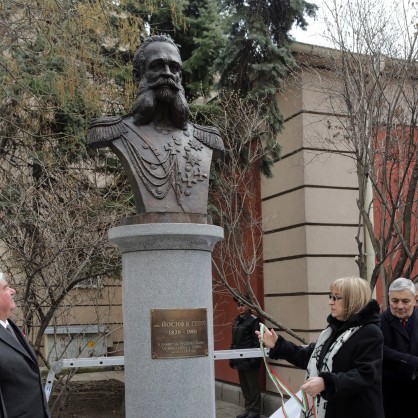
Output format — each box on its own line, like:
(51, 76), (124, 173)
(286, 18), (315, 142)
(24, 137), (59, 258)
(216, 0), (317, 175)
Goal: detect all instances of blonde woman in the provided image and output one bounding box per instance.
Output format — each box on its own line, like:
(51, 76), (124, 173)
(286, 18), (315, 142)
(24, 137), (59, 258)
(257, 277), (384, 418)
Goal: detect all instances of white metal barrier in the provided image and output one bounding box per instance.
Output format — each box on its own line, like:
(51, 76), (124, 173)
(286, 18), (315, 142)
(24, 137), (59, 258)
(44, 348), (268, 401)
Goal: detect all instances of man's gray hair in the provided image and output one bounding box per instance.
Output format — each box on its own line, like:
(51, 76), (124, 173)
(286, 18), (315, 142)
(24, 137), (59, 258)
(389, 277), (416, 296)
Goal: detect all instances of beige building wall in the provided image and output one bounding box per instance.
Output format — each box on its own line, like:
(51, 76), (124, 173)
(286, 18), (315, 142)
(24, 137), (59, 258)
(6, 278), (123, 364)
(261, 52), (361, 392)
(9, 279), (124, 363)
(43, 281), (124, 361)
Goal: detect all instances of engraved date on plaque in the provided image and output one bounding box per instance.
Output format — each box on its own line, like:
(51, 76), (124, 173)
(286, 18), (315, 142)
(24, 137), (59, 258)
(151, 308), (208, 359)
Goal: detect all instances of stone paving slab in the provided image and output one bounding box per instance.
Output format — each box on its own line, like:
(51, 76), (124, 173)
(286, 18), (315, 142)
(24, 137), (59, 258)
(216, 399), (268, 418)
(70, 371), (268, 418)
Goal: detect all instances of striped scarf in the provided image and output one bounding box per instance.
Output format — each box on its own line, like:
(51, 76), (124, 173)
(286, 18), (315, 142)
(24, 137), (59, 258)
(302, 325), (362, 418)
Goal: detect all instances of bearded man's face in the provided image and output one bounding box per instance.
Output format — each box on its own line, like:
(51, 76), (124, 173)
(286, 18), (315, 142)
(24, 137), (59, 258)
(131, 42), (189, 128)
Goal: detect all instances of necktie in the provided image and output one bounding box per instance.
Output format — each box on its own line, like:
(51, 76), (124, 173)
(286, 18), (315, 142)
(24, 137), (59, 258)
(401, 319), (407, 328)
(6, 325), (29, 354)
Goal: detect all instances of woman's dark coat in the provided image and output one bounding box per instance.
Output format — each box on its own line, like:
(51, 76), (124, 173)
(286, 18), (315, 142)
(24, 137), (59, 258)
(269, 300), (384, 418)
(380, 307), (418, 418)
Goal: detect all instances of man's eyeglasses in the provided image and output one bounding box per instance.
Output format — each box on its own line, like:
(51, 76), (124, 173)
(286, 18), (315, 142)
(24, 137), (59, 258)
(329, 294), (343, 302)
(237, 303), (244, 307)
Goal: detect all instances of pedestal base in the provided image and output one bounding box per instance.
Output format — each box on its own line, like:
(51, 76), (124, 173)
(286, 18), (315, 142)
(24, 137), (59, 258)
(109, 223), (223, 418)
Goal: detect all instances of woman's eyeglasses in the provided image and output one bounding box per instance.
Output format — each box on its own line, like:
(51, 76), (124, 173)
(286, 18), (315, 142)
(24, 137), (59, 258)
(329, 294), (343, 302)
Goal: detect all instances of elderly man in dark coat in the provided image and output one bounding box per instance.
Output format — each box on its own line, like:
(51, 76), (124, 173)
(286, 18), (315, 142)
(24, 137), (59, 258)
(380, 277), (418, 418)
(0, 278), (51, 418)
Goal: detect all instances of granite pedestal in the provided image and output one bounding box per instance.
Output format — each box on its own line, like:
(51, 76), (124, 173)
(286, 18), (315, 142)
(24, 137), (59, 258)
(109, 223), (223, 418)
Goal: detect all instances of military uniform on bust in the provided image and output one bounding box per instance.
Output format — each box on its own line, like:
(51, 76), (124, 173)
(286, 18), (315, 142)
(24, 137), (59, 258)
(230, 301), (261, 418)
(86, 35), (224, 224)
(87, 116), (223, 221)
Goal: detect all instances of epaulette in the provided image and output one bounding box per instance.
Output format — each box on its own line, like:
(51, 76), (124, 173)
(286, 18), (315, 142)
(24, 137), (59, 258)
(193, 123), (224, 159)
(251, 314), (258, 320)
(86, 116), (128, 148)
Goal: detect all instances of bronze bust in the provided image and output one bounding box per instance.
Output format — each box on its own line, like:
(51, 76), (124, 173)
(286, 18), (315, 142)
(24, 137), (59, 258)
(87, 35), (224, 224)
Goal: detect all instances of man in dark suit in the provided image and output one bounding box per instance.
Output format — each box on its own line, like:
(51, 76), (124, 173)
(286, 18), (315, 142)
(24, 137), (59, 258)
(0, 278), (51, 418)
(380, 277), (418, 418)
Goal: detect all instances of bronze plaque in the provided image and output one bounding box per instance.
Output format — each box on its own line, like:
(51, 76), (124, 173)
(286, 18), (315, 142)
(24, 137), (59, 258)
(151, 308), (208, 359)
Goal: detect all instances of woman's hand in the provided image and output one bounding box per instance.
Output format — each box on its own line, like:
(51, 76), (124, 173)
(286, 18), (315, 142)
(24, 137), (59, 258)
(300, 377), (325, 397)
(255, 324), (278, 348)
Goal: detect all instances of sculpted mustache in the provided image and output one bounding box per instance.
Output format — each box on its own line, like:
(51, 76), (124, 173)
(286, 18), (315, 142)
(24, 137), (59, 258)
(149, 78), (180, 90)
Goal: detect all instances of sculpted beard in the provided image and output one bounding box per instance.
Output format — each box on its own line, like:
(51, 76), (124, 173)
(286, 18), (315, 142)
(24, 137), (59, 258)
(132, 78), (190, 129)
